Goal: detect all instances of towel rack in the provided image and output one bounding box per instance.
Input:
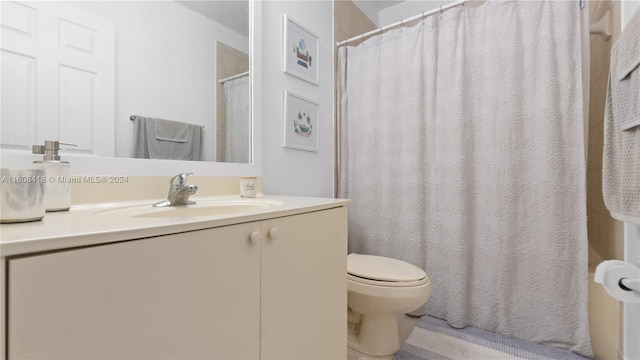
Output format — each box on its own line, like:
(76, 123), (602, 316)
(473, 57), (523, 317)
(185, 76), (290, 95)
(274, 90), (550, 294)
(590, 10), (612, 40)
(129, 114), (204, 129)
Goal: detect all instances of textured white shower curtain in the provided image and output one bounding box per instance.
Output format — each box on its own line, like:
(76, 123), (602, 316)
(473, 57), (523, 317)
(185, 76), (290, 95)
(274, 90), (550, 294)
(338, 1), (592, 356)
(223, 75), (250, 163)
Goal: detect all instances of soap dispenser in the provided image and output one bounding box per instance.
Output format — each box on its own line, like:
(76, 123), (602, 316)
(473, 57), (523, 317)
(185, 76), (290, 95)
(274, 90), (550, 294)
(32, 140), (76, 211)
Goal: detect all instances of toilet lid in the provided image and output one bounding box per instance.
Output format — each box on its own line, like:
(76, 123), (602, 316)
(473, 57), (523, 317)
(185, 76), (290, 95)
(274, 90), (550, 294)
(347, 254), (427, 283)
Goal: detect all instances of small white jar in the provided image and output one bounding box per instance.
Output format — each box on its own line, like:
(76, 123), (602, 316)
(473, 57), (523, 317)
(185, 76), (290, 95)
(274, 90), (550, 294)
(239, 176), (257, 198)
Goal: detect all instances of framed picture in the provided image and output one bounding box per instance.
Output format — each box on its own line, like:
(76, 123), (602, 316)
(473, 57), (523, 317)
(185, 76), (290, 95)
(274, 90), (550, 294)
(283, 14), (319, 85)
(283, 90), (319, 152)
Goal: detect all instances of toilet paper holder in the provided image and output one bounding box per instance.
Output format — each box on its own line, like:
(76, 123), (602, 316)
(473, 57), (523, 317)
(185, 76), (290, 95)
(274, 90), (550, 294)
(595, 260), (640, 303)
(618, 277), (640, 293)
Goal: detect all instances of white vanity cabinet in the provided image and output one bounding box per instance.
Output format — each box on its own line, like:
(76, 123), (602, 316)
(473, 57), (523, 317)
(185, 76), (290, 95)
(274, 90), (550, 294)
(8, 221), (263, 359)
(5, 206), (347, 360)
(261, 208), (347, 360)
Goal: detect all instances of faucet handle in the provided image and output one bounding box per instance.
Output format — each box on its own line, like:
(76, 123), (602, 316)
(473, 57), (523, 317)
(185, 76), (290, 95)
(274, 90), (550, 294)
(170, 172), (193, 188)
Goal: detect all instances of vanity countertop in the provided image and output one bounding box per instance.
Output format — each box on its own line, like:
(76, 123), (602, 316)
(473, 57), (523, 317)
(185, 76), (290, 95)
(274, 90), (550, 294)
(0, 195), (350, 257)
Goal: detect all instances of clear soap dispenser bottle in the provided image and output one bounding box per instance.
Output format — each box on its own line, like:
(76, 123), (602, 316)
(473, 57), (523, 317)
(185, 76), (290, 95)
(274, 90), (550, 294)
(32, 140), (76, 212)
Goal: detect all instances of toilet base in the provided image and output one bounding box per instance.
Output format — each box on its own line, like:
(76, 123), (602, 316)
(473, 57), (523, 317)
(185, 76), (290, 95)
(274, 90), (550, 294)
(348, 313), (400, 357)
(347, 346), (394, 360)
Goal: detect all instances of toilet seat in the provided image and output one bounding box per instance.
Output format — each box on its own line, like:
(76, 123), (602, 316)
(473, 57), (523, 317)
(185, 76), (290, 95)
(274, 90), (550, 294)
(347, 254), (429, 287)
(347, 273), (429, 287)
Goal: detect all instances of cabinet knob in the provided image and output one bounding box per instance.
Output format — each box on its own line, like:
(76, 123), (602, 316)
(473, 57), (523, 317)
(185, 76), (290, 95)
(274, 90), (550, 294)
(268, 227), (279, 240)
(249, 231), (261, 244)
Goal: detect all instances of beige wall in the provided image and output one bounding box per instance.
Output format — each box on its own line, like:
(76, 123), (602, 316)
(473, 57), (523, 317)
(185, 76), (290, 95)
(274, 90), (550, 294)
(586, 2), (624, 359)
(335, 0), (377, 45)
(587, 0), (624, 263)
(216, 42), (250, 162)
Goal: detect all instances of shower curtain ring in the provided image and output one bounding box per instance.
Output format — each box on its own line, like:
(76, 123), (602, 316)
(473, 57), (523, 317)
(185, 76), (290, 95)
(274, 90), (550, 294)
(401, 19), (404, 28)
(440, 6), (443, 19)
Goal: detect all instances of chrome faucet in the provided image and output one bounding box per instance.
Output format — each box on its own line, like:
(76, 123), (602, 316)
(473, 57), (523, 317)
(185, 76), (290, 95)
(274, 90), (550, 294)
(153, 172), (198, 207)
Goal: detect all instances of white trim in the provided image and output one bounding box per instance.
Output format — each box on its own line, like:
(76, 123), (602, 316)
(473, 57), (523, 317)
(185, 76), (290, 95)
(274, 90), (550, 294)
(620, 4), (640, 360)
(1, 0), (262, 177)
(0, 0), (262, 176)
(1, 257), (5, 360)
(622, 1), (640, 29)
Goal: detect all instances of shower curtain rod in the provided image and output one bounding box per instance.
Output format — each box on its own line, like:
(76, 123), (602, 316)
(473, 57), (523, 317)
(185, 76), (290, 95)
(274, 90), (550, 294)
(336, 0), (585, 47)
(336, 0), (470, 47)
(218, 71), (249, 84)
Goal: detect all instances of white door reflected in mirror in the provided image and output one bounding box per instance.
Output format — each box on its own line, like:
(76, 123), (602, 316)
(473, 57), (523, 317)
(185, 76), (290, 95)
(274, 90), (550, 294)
(0, 0), (251, 164)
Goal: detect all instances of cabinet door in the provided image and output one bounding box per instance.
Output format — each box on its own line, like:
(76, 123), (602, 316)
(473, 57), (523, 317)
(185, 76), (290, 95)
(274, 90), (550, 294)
(8, 223), (261, 360)
(261, 207), (348, 360)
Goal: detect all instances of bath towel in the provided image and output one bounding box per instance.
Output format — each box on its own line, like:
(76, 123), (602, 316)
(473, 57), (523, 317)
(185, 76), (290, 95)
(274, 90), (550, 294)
(602, 8), (640, 225)
(132, 116), (202, 161)
(154, 118), (190, 143)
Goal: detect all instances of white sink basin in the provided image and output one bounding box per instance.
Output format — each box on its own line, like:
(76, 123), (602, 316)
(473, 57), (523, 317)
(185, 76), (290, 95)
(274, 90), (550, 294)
(93, 198), (284, 219)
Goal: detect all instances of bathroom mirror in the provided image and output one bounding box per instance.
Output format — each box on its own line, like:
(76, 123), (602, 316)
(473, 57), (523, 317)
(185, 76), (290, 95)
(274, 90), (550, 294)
(0, 0), (261, 175)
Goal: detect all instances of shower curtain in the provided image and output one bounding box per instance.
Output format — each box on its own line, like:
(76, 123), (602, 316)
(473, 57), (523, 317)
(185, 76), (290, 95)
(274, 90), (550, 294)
(223, 74), (250, 163)
(338, 1), (592, 356)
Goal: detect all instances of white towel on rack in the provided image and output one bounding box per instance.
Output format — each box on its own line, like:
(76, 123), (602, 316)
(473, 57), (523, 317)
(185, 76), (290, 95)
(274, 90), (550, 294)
(602, 8), (640, 225)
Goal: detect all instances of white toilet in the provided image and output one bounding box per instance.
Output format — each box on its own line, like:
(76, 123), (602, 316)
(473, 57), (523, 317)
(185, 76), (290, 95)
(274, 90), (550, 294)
(347, 253), (431, 358)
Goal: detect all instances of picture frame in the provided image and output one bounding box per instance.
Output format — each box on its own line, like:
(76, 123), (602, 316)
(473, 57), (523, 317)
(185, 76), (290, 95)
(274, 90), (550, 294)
(283, 90), (319, 152)
(283, 14), (319, 85)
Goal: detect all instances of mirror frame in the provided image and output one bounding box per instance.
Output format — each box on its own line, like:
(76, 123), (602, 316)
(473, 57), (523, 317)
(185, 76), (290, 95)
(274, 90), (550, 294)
(0, 0), (261, 176)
